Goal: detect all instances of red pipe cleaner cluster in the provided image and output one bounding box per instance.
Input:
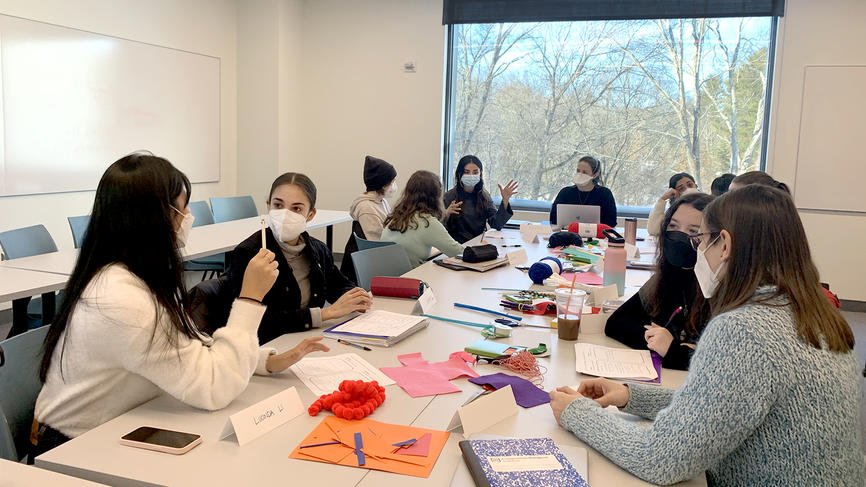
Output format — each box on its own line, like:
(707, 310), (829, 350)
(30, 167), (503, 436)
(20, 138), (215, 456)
(307, 380), (386, 420)
(492, 351), (547, 386)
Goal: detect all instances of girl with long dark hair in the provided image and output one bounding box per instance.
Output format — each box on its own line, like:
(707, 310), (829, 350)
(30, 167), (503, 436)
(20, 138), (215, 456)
(33, 153), (327, 454)
(549, 155), (617, 227)
(442, 155), (518, 243)
(550, 184), (863, 485)
(605, 192), (713, 370)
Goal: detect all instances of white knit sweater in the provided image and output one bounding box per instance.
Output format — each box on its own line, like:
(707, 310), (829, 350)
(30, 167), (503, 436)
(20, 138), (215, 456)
(35, 264), (276, 438)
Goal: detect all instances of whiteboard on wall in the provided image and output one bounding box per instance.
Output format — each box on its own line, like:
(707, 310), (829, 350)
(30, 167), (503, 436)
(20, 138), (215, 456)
(0, 14), (220, 197)
(793, 65), (866, 213)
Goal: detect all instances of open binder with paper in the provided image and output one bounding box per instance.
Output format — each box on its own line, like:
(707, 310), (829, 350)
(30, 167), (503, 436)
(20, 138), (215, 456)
(322, 309), (428, 347)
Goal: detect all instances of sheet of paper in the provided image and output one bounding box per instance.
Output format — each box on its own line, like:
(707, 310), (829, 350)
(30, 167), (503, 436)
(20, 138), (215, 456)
(574, 343), (658, 380)
(452, 385), (518, 438)
(219, 386), (304, 446)
(565, 271), (603, 286)
(290, 353), (395, 396)
(330, 309), (424, 336)
(468, 373), (550, 408)
(380, 352), (479, 397)
(396, 432), (432, 456)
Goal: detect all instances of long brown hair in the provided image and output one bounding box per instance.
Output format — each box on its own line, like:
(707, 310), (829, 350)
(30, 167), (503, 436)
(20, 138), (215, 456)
(384, 170), (444, 233)
(644, 192), (714, 334)
(731, 170), (790, 193)
(703, 184), (853, 352)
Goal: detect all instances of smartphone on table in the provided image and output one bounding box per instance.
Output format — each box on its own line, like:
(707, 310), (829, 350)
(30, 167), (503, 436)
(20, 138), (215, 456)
(120, 426), (202, 455)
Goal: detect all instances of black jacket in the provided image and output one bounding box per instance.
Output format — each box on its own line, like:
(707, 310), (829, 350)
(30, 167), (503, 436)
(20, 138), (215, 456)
(226, 229), (356, 344)
(604, 267), (701, 370)
(549, 185), (617, 227)
(443, 188), (513, 243)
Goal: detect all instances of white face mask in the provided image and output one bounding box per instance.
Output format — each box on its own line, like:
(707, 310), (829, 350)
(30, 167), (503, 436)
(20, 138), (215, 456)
(573, 173), (593, 187)
(694, 236), (724, 298)
(461, 174), (481, 188)
(171, 206), (195, 248)
(681, 187), (701, 196)
(269, 209), (307, 243)
(385, 182), (398, 198)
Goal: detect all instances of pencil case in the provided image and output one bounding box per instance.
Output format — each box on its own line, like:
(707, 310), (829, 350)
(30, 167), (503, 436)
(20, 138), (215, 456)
(370, 276), (425, 299)
(462, 244), (498, 263)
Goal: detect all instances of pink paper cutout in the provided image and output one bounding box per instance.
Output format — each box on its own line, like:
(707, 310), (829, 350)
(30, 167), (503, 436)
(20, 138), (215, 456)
(396, 432), (432, 457)
(566, 272), (603, 285)
(380, 352), (480, 398)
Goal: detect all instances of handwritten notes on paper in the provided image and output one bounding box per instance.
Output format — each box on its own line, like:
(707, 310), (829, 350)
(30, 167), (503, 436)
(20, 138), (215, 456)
(290, 353), (395, 396)
(220, 386), (304, 446)
(573, 343), (658, 380)
(330, 310), (425, 337)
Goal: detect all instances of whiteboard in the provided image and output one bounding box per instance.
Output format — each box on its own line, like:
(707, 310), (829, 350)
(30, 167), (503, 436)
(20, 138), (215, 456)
(0, 14), (220, 196)
(793, 65), (866, 213)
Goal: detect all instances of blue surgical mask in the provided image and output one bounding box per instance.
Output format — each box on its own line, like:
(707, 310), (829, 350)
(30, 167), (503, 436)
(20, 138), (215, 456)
(461, 174), (481, 188)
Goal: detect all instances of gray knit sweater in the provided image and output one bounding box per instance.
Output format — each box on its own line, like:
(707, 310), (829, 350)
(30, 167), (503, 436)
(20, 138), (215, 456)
(560, 286), (865, 486)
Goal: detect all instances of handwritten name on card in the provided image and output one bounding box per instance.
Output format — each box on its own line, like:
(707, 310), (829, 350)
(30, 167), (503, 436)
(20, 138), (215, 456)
(220, 386), (304, 446)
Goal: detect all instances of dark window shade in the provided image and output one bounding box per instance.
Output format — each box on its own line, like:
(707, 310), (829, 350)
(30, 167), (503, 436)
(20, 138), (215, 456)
(443, 0), (784, 25)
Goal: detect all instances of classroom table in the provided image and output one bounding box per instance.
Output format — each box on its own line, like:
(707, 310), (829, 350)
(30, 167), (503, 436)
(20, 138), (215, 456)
(0, 267), (69, 337)
(35, 229), (705, 486)
(0, 458), (107, 486)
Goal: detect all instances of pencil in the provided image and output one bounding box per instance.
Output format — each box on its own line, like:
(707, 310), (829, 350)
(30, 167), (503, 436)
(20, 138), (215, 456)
(260, 217), (266, 249)
(337, 339), (372, 351)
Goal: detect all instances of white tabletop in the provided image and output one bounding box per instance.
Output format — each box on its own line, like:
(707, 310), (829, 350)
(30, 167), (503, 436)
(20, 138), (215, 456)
(35, 229), (704, 486)
(0, 458), (107, 486)
(0, 267), (68, 302)
(0, 211), (353, 301)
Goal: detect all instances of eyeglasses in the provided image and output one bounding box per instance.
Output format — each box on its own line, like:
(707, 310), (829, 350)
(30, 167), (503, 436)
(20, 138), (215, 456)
(689, 232), (719, 251)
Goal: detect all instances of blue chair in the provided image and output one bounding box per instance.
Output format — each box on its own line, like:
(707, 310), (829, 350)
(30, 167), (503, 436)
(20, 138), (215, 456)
(356, 235), (396, 252)
(67, 215), (90, 249)
(185, 201), (224, 281)
(0, 226), (61, 336)
(0, 325), (50, 462)
(209, 196), (258, 223)
(351, 244), (413, 291)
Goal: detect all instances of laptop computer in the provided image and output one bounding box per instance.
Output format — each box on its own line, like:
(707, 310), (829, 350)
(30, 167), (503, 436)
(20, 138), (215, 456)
(555, 204), (600, 230)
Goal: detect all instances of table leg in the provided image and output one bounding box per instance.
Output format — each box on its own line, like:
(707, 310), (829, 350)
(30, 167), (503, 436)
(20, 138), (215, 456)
(326, 225), (334, 250)
(41, 291), (57, 325)
(9, 297), (30, 338)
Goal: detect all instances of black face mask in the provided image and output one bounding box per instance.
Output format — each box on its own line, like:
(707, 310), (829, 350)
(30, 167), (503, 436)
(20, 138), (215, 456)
(664, 231), (697, 268)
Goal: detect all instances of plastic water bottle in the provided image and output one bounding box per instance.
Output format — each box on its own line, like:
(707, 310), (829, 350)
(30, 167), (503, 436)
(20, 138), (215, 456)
(602, 228), (626, 296)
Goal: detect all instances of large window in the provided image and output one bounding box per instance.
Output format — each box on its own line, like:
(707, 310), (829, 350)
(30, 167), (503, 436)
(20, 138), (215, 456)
(444, 18), (776, 208)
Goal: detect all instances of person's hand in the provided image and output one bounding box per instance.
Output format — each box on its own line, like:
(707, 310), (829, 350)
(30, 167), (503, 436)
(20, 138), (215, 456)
(322, 287), (372, 321)
(549, 386), (583, 425)
(576, 378), (629, 408)
(645, 324), (674, 357)
(239, 248), (279, 302)
(445, 200), (462, 217)
(661, 188), (678, 201)
(266, 337), (330, 373)
(498, 180), (519, 206)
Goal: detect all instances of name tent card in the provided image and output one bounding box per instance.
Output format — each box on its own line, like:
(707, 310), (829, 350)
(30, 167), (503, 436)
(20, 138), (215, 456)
(416, 286), (437, 314)
(220, 386), (304, 446)
(447, 385), (518, 438)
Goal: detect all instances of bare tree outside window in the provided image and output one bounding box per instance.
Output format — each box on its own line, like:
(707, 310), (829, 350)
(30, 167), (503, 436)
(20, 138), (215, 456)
(446, 18), (774, 207)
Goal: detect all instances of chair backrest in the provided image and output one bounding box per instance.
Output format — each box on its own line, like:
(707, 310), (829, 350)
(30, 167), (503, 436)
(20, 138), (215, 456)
(209, 196), (258, 223)
(188, 201), (215, 227)
(0, 225), (58, 260)
(67, 215), (90, 249)
(188, 276), (233, 336)
(356, 235), (396, 252)
(351, 244), (413, 291)
(0, 325), (50, 461)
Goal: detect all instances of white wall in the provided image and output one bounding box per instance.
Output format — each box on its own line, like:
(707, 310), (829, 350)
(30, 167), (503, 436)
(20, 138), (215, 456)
(0, 0), (238, 250)
(766, 0), (866, 301)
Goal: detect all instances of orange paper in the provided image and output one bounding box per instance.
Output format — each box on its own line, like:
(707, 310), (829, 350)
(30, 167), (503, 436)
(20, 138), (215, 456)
(289, 416), (449, 478)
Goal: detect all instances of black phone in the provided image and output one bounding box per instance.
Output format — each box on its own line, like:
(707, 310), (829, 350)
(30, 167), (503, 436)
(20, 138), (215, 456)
(120, 426), (202, 455)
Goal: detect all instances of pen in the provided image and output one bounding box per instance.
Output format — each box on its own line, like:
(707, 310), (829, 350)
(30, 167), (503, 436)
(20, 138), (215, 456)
(500, 244), (523, 247)
(337, 339), (372, 351)
(645, 306), (683, 330)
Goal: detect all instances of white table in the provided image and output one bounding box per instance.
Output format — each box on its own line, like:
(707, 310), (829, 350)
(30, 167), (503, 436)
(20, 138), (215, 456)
(0, 267), (68, 337)
(35, 229), (705, 486)
(0, 458), (107, 486)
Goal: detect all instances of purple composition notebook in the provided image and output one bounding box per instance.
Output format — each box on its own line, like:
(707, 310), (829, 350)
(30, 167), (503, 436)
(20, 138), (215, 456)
(630, 352), (663, 385)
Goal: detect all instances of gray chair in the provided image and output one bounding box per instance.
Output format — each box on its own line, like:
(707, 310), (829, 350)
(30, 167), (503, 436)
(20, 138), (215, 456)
(66, 215), (90, 249)
(209, 196), (257, 223)
(185, 201), (224, 280)
(356, 235), (396, 252)
(351, 244), (413, 291)
(0, 225), (60, 336)
(0, 325), (50, 462)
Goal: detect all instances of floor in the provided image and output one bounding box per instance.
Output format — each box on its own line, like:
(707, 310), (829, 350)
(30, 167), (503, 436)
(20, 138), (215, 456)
(3, 293), (865, 451)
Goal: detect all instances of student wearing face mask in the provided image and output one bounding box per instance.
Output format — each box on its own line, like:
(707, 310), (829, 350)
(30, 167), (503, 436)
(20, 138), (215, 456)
(550, 184), (863, 486)
(549, 156), (617, 228)
(647, 172), (699, 237)
(442, 155), (518, 243)
(226, 172), (371, 344)
(604, 193), (713, 370)
(33, 153), (330, 455)
(349, 155), (397, 241)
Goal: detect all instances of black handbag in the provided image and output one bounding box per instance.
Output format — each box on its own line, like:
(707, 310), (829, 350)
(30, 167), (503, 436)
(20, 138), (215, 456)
(462, 244), (499, 263)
